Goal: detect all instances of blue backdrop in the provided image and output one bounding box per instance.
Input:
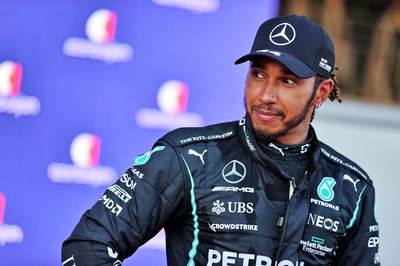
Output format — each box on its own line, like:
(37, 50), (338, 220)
(0, 1), (279, 265)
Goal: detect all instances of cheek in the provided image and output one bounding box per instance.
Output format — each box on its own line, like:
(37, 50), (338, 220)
(244, 85), (254, 103)
(285, 94), (305, 107)
(276, 90), (307, 115)
(244, 88), (251, 112)
(284, 91), (315, 115)
(285, 93), (304, 105)
(244, 80), (261, 102)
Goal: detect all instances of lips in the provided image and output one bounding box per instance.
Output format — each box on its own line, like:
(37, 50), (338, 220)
(253, 106), (284, 122)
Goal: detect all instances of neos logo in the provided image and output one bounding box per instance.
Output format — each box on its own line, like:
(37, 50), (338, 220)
(86, 9), (117, 43)
(70, 133), (101, 168)
(222, 160), (246, 184)
(307, 213), (339, 232)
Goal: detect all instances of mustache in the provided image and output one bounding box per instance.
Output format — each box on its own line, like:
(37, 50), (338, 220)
(251, 104), (285, 117)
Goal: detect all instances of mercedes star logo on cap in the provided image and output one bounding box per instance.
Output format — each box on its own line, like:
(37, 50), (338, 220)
(269, 22), (296, 46)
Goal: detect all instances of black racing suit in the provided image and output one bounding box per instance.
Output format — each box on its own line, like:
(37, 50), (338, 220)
(62, 117), (380, 265)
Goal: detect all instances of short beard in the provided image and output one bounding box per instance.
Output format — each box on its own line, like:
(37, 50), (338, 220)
(246, 83), (318, 144)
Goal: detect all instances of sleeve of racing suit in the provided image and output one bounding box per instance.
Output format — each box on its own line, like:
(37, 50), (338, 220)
(61, 142), (187, 265)
(333, 185), (380, 265)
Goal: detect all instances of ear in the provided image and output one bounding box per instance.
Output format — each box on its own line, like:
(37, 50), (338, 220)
(313, 78), (334, 108)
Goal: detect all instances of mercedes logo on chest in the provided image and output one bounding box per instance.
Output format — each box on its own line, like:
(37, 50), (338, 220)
(222, 160), (247, 184)
(269, 22), (296, 46)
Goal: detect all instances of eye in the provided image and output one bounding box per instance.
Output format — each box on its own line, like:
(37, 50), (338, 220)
(252, 71), (264, 79)
(282, 78), (295, 85)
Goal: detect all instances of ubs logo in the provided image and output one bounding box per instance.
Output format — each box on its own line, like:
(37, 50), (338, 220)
(222, 160), (246, 184)
(211, 200), (254, 215)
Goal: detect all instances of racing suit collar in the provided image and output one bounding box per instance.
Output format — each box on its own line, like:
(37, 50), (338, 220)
(237, 115), (321, 184)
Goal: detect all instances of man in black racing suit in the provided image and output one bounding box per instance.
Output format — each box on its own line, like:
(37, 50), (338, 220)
(62, 15), (380, 266)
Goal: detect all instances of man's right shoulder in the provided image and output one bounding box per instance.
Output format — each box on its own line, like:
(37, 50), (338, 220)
(160, 121), (238, 147)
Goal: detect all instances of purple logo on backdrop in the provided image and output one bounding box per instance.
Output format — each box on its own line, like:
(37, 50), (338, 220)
(47, 133), (117, 187)
(70, 133), (101, 168)
(63, 9), (133, 63)
(0, 61), (41, 117)
(0, 192), (24, 246)
(152, 0), (220, 13)
(157, 80), (188, 115)
(135, 80), (204, 130)
(86, 9), (117, 44)
(0, 61), (22, 96)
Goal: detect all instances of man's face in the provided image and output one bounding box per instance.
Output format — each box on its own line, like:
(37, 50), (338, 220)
(245, 57), (319, 145)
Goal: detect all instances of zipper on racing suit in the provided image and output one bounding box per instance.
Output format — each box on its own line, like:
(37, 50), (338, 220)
(288, 179), (295, 200)
(276, 178), (295, 227)
(274, 170), (316, 263)
(274, 178), (296, 260)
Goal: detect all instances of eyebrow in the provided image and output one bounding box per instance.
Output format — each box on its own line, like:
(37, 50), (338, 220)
(250, 62), (265, 69)
(251, 61), (296, 76)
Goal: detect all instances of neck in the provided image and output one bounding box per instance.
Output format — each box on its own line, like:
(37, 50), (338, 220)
(274, 123), (310, 145)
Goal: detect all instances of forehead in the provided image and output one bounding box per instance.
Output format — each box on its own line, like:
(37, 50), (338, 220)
(250, 56), (316, 83)
(250, 56), (295, 76)
(251, 56), (284, 68)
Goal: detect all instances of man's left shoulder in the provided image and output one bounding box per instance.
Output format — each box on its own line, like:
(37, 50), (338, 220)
(160, 121), (238, 148)
(318, 141), (373, 184)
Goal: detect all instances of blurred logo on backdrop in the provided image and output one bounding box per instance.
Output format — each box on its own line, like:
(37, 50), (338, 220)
(48, 133), (117, 187)
(152, 0), (220, 13)
(0, 193), (24, 246)
(0, 61), (41, 117)
(63, 9), (133, 63)
(135, 80), (204, 130)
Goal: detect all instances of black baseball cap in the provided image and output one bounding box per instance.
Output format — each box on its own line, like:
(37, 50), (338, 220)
(235, 15), (335, 79)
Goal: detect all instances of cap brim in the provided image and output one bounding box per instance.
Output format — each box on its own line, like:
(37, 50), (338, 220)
(234, 51), (317, 79)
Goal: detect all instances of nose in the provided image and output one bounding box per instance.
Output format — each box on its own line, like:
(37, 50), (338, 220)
(259, 81), (278, 104)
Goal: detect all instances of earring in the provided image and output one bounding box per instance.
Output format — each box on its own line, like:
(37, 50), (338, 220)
(316, 103), (322, 109)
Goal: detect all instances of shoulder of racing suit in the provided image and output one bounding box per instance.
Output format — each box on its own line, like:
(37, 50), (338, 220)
(159, 121), (239, 148)
(318, 141), (373, 185)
